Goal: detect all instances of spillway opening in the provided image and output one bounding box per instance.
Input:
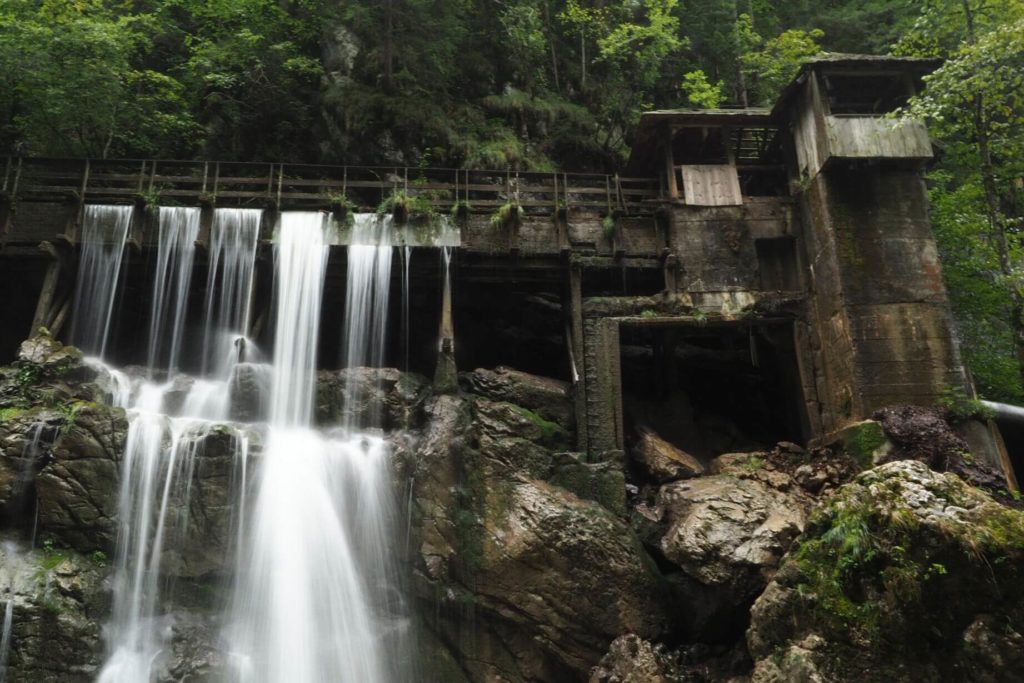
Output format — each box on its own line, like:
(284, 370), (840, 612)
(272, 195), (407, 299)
(619, 320), (807, 463)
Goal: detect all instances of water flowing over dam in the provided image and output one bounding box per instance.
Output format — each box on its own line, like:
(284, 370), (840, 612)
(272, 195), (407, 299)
(78, 207), (411, 682)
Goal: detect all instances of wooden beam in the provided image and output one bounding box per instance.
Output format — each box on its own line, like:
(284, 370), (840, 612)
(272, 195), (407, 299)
(663, 128), (679, 201)
(30, 241), (61, 337)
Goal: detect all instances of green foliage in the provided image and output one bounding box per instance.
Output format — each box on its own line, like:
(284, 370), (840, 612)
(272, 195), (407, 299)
(451, 200), (471, 220)
(739, 17), (824, 105)
(639, 309), (658, 319)
(326, 192), (357, 226)
(680, 69), (725, 108)
(377, 190), (438, 226)
(897, 2), (1024, 400)
(939, 386), (997, 422)
(489, 202), (523, 230)
(601, 214), (616, 240)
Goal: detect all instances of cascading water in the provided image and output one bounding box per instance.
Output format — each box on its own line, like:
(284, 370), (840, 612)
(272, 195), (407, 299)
(147, 207), (200, 376)
(77, 206), (409, 682)
(97, 206), (256, 682)
(0, 598), (11, 682)
(342, 213), (394, 429)
(201, 208), (261, 377)
(226, 211), (408, 682)
(70, 205), (132, 358)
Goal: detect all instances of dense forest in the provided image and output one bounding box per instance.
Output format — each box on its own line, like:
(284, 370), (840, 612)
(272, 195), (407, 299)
(1, 0), (1023, 401)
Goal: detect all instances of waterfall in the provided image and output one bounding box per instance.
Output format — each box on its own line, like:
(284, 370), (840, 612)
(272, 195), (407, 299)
(89, 207), (408, 682)
(70, 204), (131, 358)
(342, 213), (394, 429)
(266, 212), (327, 427)
(200, 208), (261, 377)
(226, 211), (405, 683)
(0, 599), (11, 682)
(98, 207), (259, 683)
(146, 207), (200, 375)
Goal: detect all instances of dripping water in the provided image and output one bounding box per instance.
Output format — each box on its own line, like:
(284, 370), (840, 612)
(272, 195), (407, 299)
(70, 205), (132, 358)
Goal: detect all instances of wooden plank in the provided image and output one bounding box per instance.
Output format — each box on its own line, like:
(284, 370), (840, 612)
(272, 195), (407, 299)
(679, 164), (742, 206)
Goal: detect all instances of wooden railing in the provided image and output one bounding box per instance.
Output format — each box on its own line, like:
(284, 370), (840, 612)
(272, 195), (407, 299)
(0, 157), (661, 216)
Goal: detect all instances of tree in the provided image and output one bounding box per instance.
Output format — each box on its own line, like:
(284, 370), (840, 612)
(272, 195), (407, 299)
(898, 1), (1024, 397)
(0, 0), (195, 157)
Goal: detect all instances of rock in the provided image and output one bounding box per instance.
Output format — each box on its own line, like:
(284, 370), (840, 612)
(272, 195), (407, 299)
(589, 634), (681, 683)
(750, 635), (828, 683)
(229, 362), (271, 422)
(793, 463), (828, 493)
(407, 394), (670, 682)
(834, 419), (892, 468)
(161, 373), (195, 414)
(462, 366), (574, 429)
(35, 401), (128, 552)
(709, 452), (796, 491)
(1, 335), (102, 409)
(0, 541), (108, 682)
(633, 426), (704, 482)
(655, 472), (810, 604)
(457, 479), (671, 678)
(747, 460), (1024, 682)
(17, 334), (82, 370)
(548, 451), (626, 516)
(317, 367), (430, 430)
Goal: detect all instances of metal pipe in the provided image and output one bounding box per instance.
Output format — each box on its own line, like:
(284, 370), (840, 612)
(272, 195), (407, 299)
(981, 400), (1024, 425)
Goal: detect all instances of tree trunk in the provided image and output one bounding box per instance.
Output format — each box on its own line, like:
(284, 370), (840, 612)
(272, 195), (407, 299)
(544, 2), (560, 92)
(383, 0), (395, 91)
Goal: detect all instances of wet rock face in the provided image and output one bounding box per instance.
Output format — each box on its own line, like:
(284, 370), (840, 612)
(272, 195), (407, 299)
(747, 460), (1024, 683)
(0, 542), (108, 682)
(589, 634), (682, 683)
(461, 366), (575, 429)
(317, 367), (431, 430)
(35, 402), (127, 552)
(405, 390), (672, 683)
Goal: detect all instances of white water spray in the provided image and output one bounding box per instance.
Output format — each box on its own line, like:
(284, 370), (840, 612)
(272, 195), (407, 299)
(70, 205), (132, 358)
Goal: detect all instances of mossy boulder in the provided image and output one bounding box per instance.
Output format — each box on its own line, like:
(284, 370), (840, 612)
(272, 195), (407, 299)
(747, 460), (1024, 682)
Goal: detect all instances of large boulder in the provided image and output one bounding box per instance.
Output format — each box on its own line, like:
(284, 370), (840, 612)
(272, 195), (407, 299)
(407, 392), (670, 682)
(747, 460), (1024, 683)
(632, 426), (704, 483)
(628, 452), (811, 640)
(462, 366), (574, 429)
(317, 367), (430, 430)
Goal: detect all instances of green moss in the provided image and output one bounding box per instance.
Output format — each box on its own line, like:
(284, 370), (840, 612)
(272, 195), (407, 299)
(939, 386), (996, 422)
(978, 506), (1024, 551)
(489, 202), (523, 230)
(601, 214), (616, 240)
(510, 405), (569, 449)
(0, 406), (27, 421)
(841, 421), (888, 469)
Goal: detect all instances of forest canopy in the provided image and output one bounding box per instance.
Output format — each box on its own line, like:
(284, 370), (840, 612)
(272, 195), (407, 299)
(0, 0), (924, 168)
(2, 0), (1024, 401)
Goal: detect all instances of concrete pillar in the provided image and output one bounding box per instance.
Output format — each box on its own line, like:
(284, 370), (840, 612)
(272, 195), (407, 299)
(433, 258), (458, 394)
(568, 261), (589, 453)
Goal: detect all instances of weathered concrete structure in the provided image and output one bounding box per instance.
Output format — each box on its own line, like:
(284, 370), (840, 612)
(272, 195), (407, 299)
(0, 55), (1010, 480)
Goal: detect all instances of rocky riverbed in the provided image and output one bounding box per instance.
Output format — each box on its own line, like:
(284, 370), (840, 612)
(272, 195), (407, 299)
(1, 334), (1023, 682)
